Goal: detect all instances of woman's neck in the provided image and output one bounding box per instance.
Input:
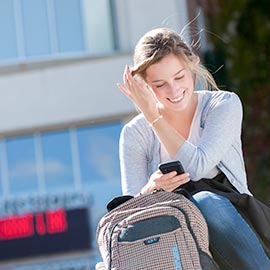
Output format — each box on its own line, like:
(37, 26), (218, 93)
(160, 93), (198, 137)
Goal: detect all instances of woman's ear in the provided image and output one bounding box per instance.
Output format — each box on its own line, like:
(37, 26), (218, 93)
(130, 67), (137, 77)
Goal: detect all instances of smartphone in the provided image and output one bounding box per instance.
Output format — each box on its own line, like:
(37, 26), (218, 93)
(159, 160), (185, 175)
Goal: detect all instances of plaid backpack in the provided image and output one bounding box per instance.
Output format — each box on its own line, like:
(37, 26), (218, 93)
(96, 190), (219, 270)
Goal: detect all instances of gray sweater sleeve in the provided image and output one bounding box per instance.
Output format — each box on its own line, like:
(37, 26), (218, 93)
(119, 115), (155, 195)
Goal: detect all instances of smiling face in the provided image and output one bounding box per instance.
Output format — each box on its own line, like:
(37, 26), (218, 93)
(145, 53), (195, 113)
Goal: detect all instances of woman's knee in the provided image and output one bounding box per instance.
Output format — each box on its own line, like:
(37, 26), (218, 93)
(191, 191), (237, 228)
(192, 191), (231, 212)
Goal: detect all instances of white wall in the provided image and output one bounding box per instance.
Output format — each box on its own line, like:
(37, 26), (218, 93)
(0, 55), (134, 134)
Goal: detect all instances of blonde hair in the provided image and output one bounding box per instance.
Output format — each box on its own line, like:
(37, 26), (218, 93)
(131, 28), (219, 90)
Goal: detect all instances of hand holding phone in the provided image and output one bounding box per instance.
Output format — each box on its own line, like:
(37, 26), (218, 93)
(159, 160), (185, 175)
(158, 160), (190, 193)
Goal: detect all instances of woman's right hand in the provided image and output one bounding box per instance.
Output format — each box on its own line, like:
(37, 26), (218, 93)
(140, 170), (190, 194)
(117, 65), (160, 122)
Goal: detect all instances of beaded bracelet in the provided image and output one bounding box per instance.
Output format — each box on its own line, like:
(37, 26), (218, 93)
(149, 115), (163, 127)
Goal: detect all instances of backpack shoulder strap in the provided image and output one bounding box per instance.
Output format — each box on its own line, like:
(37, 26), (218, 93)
(106, 195), (134, 211)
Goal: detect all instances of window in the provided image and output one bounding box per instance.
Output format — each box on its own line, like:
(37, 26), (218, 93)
(21, 0), (51, 56)
(0, 0), (115, 63)
(6, 135), (39, 195)
(0, 1), (18, 60)
(77, 122), (121, 186)
(1, 121), (122, 201)
(41, 130), (74, 193)
(54, 0), (85, 53)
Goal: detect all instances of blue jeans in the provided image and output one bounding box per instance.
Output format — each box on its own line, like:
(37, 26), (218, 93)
(191, 191), (270, 270)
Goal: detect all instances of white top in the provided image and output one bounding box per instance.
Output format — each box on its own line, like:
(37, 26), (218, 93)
(160, 93), (219, 179)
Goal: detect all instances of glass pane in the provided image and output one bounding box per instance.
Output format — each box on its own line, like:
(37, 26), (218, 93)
(77, 122), (122, 185)
(6, 136), (38, 195)
(54, 0), (84, 53)
(21, 0), (51, 56)
(0, 1), (18, 60)
(41, 130), (74, 193)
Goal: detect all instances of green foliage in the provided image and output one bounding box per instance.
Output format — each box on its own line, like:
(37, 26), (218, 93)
(204, 0), (270, 204)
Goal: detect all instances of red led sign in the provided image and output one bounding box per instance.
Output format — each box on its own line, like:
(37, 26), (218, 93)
(0, 208), (91, 261)
(0, 209), (67, 241)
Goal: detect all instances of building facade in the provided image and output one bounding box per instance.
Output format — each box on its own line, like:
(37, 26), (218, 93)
(0, 1), (206, 269)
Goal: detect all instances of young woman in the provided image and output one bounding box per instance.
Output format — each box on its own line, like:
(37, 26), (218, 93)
(117, 27), (270, 269)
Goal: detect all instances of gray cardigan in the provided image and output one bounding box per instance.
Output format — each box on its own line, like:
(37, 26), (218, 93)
(119, 90), (252, 196)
